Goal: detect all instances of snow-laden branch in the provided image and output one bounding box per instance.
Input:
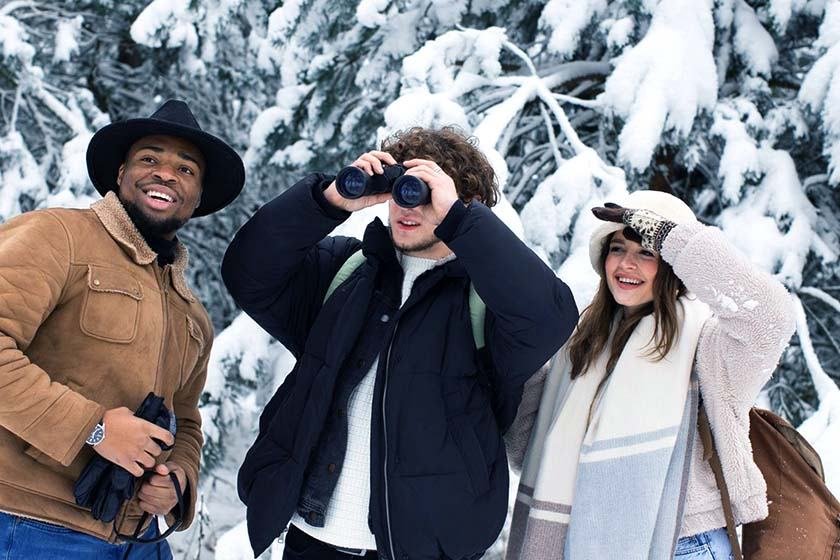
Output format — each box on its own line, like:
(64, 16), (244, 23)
(29, 84), (87, 136)
(539, 0), (607, 57)
(799, 0), (840, 185)
(792, 294), (840, 402)
(793, 289), (840, 496)
(600, 0), (718, 170)
(800, 286), (840, 314)
(553, 93), (601, 109)
(718, 148), (826, 287)
(501, 39), (593, 157)
(540, 104), (564, 168)
(0, 1), (36, 18)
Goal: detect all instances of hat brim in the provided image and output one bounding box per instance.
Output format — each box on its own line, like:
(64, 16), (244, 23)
(86, 118), (245, 217)
(589, 222), (624, 275)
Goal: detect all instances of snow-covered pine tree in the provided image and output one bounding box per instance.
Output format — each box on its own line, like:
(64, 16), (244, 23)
(2, 0), (839, 557)
(223, 0), (840, 556)
(0, 1), (115, 217)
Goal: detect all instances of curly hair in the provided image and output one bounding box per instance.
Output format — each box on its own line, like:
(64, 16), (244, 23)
(380, 126), (500, 207)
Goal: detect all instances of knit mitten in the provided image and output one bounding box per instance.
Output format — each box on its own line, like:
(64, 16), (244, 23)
(592, 203), (677, 253)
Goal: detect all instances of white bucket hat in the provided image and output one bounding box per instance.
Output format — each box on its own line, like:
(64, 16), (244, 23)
(588, 190), (697, 275)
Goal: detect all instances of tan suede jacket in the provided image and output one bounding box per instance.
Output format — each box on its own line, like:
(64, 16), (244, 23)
(0, 191), (213, 542)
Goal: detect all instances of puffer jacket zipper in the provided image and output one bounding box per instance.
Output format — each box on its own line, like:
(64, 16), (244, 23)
(381, 317), (399, 560)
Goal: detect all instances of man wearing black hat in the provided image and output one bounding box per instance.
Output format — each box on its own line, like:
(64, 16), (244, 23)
(0, 100), (244, 558)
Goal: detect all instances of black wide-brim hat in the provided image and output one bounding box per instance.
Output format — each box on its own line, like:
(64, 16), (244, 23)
(86, 99), (245, 217)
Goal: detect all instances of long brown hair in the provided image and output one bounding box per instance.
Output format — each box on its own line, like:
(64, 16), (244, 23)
(568, 231), (687, 378)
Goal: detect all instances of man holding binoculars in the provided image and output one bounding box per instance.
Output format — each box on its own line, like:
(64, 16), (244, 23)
(223, 126), (578, 560)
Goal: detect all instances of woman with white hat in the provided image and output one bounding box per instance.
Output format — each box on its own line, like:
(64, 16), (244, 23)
(504, 190), (796, 559)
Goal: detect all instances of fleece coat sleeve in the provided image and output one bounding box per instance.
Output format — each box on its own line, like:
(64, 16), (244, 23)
(660, 222), (796, 407)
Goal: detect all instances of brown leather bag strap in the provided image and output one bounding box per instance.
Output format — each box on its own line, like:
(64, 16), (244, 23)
(697, 398), (744, 560)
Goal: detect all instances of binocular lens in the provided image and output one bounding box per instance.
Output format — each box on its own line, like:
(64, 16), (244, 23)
(393, 176), (428, 208)
(335, 164), (431, 208)
(336, 167), (368, 199)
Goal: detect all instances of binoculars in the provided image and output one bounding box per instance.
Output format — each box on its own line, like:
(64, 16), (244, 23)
(336, 164), (431, 208)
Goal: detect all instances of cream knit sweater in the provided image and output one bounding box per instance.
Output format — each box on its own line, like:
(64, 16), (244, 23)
(291, 252), (449, 549)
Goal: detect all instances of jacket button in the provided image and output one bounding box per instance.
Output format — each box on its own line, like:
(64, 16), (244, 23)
(328, 463), (336, 473)
(93, 279), (101, 286)
(308, 512), (317, 523)
(356, 358), (364, 368)
(380, 314), (389, 322)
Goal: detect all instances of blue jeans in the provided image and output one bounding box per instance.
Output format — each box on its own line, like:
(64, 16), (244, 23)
(675, 527), (734, 559)
(0, 511), (172, 559)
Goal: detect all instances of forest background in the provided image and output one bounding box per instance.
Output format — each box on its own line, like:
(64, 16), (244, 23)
(1, 0), (838, 558)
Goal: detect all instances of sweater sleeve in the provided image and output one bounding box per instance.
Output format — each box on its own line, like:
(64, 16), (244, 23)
(660, 223), (796, 405)
(503, 362), (549, 473)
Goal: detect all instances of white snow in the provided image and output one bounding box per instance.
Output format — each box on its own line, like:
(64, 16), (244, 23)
(769, 0), (795, 31)
(710, 100), (762, 203)
(54, 16), (83, 63)
(268, 140), (315, 168)
(56, 133), (93, 195)
(0, 14), (34, 65)
(355, 0), (389, 28)
(799, 0), (840, 184)
(131, 0), (196, 49)
(719, 148), (823, 287)
(130, 0), (204, 74)
(600, 0), (719, 170)
(733, 0), (778, 77)
(244, 85), (313, 168)
(400, 27), (506, 95)
(604, 17), (635, 50)
(0, 131), (45, 219)
(539, 0), (607, 57)
(817, 0), (840, 47)
(382, 89), (471, 133)
(205, 314), (276, 397)
(791, 295), (840, 495)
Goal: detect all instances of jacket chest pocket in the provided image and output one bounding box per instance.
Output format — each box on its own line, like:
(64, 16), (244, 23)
(80, 265), (143, 344)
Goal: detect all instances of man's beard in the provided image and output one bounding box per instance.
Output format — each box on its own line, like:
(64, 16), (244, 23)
(122, 197), (186, 239)
(390, 229), (441, 255)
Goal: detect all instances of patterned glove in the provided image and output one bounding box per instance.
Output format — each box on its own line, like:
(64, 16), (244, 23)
(591, 203), (677, 253)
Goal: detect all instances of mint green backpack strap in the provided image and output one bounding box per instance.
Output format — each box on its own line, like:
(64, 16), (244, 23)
(324, 250), (366, 303)
(325, 252), (486, 348)
(469, 284), (486, 349)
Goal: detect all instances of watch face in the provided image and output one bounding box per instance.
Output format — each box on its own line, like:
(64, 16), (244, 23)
(87, 424), (105, 446)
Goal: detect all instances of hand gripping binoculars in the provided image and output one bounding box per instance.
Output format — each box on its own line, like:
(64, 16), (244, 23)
(335, 164), (431, 208)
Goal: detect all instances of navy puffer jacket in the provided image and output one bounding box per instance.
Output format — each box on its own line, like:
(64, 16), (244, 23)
(222, 174), (577, 559)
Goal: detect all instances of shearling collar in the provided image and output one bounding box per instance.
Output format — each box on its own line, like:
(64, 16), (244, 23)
(91, 191), (197, 303)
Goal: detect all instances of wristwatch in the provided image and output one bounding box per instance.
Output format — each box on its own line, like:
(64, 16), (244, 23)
(86, 420), (105, 447)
